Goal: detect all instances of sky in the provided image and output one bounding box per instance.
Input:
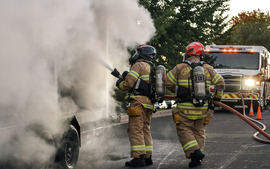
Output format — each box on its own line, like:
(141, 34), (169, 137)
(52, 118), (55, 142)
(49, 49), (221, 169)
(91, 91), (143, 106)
(227, 0), (270, 18)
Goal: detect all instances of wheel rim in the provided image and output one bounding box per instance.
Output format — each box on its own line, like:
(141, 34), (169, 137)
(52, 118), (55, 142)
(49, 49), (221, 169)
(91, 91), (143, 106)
(65, 131), (79, 167)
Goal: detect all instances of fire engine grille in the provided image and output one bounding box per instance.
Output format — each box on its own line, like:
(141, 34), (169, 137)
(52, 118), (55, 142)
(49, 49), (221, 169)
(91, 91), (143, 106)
(222, 75), (242, 92)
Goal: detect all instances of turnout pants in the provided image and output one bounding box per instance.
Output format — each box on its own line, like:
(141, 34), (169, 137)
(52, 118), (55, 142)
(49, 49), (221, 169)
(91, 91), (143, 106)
(176, 115), (206, 158)
(127, 102), (153, 158)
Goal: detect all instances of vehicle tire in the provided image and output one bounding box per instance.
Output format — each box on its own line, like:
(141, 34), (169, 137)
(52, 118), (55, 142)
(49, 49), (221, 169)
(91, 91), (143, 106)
(55, 125), (80, 169)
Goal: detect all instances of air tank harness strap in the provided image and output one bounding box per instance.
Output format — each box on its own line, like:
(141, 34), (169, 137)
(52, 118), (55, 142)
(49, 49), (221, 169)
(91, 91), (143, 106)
(132, 60), (156, 103)
(175, 85), (192, 103)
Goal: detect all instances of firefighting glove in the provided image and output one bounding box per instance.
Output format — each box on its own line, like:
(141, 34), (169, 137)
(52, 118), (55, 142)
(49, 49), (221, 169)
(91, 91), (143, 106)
(116, 71), (128, 88)
(111, 68), (120, 78)
(204, 109), (214, 125)
(208, 100), (215, 110)
(122, 71), (129, 79)
(204, 114), (212, 125)
(116, 78), (124, 88)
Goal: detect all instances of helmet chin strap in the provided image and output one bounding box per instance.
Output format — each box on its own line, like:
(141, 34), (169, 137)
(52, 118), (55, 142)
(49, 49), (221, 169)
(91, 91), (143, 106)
(129, 52), (139, 65)
(185, 53), (205, 61)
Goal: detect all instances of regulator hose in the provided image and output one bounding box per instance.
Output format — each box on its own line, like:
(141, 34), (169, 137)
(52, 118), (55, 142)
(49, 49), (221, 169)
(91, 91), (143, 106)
(213, 101), (270, 144)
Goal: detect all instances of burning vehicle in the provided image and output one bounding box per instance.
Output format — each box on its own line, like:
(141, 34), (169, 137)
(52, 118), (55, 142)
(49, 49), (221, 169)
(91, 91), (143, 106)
(0, 0), (156, 168)
(0, 63), (118, 169)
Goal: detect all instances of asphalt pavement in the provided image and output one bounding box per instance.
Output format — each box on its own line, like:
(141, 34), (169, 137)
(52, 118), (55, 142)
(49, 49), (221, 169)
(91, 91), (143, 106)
(76, 107), (270, 169)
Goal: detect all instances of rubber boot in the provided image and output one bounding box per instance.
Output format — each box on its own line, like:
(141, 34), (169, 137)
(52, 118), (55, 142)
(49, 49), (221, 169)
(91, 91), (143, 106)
(145, 155), (153, 165)
(189, 149), (205, 168)
(125, 155), (146, 167)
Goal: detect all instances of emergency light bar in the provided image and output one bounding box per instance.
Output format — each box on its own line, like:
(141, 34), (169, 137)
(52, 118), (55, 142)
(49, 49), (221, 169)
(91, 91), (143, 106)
(206, 45), (255, 53)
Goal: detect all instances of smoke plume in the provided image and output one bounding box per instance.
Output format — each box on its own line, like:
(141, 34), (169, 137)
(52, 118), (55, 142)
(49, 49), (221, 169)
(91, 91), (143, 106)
(0, 0), (155, 167)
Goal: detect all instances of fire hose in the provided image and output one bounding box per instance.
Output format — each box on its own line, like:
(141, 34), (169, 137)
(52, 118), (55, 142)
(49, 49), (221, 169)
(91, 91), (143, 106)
(110, 67), (270, 143)
(239, 92), (270, 144)
(213, 101), (270, 144)
(164, 95), (270, 144)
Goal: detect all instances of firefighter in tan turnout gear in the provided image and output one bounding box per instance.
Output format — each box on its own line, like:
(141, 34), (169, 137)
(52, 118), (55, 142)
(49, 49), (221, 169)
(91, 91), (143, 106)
(165, 42), (225, 168)
(112, 45), (156, 167)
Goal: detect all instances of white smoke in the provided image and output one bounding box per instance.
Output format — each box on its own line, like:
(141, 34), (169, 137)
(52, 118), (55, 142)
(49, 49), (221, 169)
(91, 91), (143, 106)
(0, 0), (155, 166)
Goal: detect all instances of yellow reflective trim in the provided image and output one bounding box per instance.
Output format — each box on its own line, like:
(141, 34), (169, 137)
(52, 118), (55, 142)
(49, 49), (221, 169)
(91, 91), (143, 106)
(140, 75), (149, 81)
(124, 93), (130, 100)
(177, 80), (209, 87)
(128, 95), (154, 110)
(146, 65), (151, 72)
(181, 66), (192, 76)
(252, 94), (259, 99)
(130, 95), (148, 99)
(142, 104), (154, 110)
(222, 94), (239, 98)
(216, 90), (223, 96)
(222, 93), (259, 99)
(129, 70), (139, 79)
(119, 81), (124, 90)
(179, 113), (207, 120)
(206, 81), (211, 87)
(167, 71), (177, 85)
(212, 74), (222, 84)
(177, 103), (208, 110)
(145, 146), (153, 151)
(131, 145), (146, 151)
(178, 80), (191, 86)
(183, 140), (198, 151)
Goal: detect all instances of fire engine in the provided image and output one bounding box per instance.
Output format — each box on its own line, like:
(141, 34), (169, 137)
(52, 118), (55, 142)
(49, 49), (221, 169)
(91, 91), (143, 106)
(205, 45), (270, 110)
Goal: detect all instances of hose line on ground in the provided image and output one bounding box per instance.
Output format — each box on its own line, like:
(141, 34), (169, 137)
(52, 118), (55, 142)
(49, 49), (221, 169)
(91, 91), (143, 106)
(213, 101), (270, 144)
(239, 94), (270, 144)
(163, 95), (270, 143)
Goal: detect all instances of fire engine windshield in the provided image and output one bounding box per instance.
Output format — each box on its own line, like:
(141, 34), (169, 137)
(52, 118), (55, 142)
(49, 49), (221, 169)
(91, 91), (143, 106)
(206, 52), (259, 69)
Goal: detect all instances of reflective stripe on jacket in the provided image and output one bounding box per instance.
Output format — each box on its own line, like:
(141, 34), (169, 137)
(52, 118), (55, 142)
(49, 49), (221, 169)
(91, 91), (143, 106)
(118, 59), (154, 110)
(165, 56), (225, 119)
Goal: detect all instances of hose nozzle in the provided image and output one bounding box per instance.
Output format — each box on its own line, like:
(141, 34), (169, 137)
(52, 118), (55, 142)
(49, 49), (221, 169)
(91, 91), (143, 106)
(111, 68), (122, 78)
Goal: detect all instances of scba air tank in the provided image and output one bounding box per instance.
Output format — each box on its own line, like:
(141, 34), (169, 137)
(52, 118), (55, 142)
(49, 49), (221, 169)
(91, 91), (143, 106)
(155, 65), (166, 102)
(193, 66), (206, 101)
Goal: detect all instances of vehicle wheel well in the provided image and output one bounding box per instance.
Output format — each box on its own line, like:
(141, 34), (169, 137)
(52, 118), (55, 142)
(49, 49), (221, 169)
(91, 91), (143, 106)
(70, 117), (81, 147)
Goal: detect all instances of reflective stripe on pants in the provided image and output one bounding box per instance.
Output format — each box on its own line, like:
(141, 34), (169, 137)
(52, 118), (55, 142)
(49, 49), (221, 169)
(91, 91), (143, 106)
(128, 102), (153, 158)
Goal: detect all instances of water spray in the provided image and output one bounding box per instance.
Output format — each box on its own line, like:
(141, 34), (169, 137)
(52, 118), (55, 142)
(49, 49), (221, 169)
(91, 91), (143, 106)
(95, 55), (114, 71)
(94, 54), (123, 79)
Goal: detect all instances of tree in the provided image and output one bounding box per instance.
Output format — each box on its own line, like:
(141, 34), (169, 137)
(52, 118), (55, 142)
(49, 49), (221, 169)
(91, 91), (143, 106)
(139, 0), (230, 70)
(225, 9), (270, 49)
(112, 88), (128, 113)
(112, 0), (230, 111)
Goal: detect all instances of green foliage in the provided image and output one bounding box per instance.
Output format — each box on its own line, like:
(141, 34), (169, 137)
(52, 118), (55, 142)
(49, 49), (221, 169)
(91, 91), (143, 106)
(112, 88), (128, 113)
(112, 0), (230, 107)
(222, 9), (270, 49)
(139, 0), (230, 70)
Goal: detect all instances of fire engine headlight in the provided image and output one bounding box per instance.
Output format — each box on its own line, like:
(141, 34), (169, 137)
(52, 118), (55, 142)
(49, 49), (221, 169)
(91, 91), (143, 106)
(245, 79), (255, 86)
